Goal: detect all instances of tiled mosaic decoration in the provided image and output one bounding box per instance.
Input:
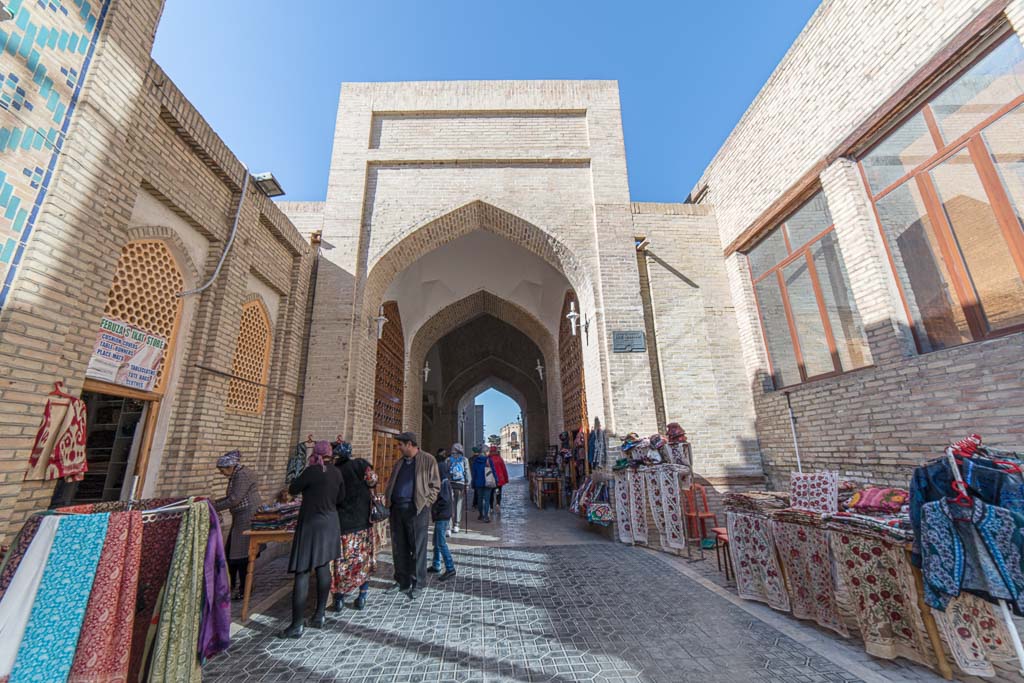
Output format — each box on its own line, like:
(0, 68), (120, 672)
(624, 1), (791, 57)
(0, 0), (110, 307)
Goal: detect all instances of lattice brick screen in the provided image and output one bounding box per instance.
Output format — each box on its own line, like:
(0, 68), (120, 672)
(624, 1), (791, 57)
(104, 240), (184, 391)
(227, 300), (273, 413)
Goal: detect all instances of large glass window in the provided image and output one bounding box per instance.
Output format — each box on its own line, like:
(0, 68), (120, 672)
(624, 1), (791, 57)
(860, 34), (1024, 352)
(746, 192), (870, 389)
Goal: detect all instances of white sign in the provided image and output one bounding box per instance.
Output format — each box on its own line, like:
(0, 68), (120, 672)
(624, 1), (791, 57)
(86, 317), (168, 392)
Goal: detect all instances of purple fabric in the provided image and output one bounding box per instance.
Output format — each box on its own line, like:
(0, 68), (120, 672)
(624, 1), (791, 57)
(199, 499), (232, 662)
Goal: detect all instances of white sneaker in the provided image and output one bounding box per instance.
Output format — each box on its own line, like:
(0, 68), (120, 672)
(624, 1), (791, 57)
(446, 529), (452, 537)
(452, 526), (460, 533)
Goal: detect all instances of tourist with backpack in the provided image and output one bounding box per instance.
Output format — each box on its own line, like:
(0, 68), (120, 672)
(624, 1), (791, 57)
(446, 443), (469, 533)
(471, 447), (498, 523)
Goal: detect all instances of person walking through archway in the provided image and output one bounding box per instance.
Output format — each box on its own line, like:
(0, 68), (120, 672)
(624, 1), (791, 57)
(428, 456), (457, 580)
(488, 445), (510, 517)
(278, 440), (345, 638)
(330, 441), (378, 611)
(471, 447), (498, 523)
(384, 432), (440, 600)
(446, 443), (469, 533)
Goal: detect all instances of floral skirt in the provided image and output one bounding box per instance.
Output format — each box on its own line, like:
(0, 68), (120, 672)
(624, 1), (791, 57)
(331, 529), (376, 595)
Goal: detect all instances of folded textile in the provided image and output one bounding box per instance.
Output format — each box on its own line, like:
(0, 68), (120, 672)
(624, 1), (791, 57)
(727, 511), (790, 612)
(846, 487), (909, 514)
(723, 491), (790, 515)
(822, 511), (913, 542)
(790, 471), (839, 513)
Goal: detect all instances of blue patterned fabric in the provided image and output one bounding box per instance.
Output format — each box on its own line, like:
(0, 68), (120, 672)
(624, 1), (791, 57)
(9, 512), (109, 683)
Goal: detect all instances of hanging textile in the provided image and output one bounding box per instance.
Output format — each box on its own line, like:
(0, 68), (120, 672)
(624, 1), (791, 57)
(628, 468), (647, 544)
(643, 467), (667, 547)
(933, 592), (1016, 678)
(149, 501), (209, 683)
(726, 512), (790, 612)
(829, 531), (932, 666)
(27, 396), (88, 482)
(613, 471), (632, 544)
(286, 441), (309, 486)
(0, 515), (44, 602)
(790, 471), (839, 513)
(9, 513), (109, 683)
(771, 520), (848, 636)
(659, 465), (687, 550)
(198, 500), (231, 663)
(68, 511), (143, 683)
(0, 516), (60, 680)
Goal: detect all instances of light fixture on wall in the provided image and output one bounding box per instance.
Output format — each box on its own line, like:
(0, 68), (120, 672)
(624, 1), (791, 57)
(252, 172), (285, 197)
(423, 360), (431, 383)
(0, 3), (13, 21)
(535, 359), (544, 382)
(374, 305), (388, 340)
(566, 300), (580, 336)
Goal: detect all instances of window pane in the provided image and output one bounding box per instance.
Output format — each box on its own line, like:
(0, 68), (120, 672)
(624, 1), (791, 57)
(875, 181), (972, 351)
(783, 257), (835, 378)
(747, 228), (788, 278)
(809, 232), (871, 371)
(930, 149), (1024, 332)
(784, 191), (833, 249)
(861, 112), (937, 195)
(931, 37), (1024, 143)
(984, 104), (1024, 227)
(754, 275), (800, 388)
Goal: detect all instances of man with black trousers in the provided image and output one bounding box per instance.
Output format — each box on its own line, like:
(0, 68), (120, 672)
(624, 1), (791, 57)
(384, 432), (440, 599)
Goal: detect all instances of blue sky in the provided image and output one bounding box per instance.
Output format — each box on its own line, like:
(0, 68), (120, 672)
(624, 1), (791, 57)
(152, 0), (820, 203)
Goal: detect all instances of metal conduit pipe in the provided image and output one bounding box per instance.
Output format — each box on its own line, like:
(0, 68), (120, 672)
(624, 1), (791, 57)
(178, 167), (250, 297)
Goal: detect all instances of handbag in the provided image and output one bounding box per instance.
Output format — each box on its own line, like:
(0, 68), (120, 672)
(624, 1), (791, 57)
(484, 459), (497, 488)
(369, 493), (388, 524)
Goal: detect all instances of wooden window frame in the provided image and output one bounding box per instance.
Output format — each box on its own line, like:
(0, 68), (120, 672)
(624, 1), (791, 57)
(859, 33), (1024, 353)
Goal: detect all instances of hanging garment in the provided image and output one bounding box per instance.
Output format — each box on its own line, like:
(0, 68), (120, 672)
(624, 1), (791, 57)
(593, 426), (607, 469)
(667, 442), (691, 469)
(198, 500), (231, 664)
(920, 497), (1024, 614)
(0, 516), (60, 680)
(9, 513), (109, 683)
(830, 531), (932, 666)
(643, 467), (667, 547)
(790, 471), (839, 513)
(934, 592), (1016, 678)
(613, 471), (632, 544)
(628, 468), (648, 544)
(771, 521), (848, 636)
(27, 396), (88, 482)
(67, 511), (142, 683)
(286, 442), (310, 486)
(0, 515), (44, 602)
(149, 501), (210, 683)
(659, 465), (688, 550)
(727, 512), (790, 612)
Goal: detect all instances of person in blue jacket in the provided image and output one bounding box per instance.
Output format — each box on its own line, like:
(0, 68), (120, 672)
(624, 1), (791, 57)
(471, 447), (497, 523)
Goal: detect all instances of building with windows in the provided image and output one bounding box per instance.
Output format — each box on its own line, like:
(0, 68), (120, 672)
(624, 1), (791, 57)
(500, 421), (523, 462)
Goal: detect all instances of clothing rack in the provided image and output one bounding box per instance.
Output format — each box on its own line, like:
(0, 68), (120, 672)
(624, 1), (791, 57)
(943, 445), (1024, 675)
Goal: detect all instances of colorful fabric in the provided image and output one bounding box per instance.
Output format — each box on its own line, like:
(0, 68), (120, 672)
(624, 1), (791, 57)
(286, 442), (308, 485)
(628, 468), (648, 543)
(643, 467), (667, 547)
(667, 442), (692, 471)
(67, 511), (142, 683)
(28, 397), (88, 482)
(790, 471), (839, 513)
(10, 513), (109, 683)
(933, 593), (1016, 678)
(0, 515), (43, 602)
(0, 516), (60, 680)
(771, 520), (848, 636)
(846, 487), (909, 514)
(331, 528), (377, 596)
(198, 500), (231, 663)
(830, 531), (931, 666)
(727, 512), (790, 612)
(613, 471), (632, 544)
(149, 501), (209, 683)
(659, 465), (688, 550)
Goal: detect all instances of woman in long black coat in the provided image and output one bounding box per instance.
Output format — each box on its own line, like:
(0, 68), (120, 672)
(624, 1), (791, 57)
(279, 440), (345, 638)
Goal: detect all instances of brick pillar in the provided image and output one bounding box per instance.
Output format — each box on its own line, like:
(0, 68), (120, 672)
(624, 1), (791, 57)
(723, 251), (772, 395)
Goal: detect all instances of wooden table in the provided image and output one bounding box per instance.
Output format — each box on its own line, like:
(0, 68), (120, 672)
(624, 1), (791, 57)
(533, 477), (563, 509)
(241, 529), (294, 621)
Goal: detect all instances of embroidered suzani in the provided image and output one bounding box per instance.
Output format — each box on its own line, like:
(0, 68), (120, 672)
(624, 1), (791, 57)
(790, 471), (839, 513)
(643, 467), (667, 547)
(628, 469), (648, 543)
(771, 520), (847, 636)
(727, 512), (790, 612)
(614, 471), (632, 544)
(933, 593), (1016, 678)
(659, 465), (687, 549)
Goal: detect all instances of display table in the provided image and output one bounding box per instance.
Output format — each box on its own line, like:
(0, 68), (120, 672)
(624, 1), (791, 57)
(533, 477), (563, 509)
(241, 529), (294, 621)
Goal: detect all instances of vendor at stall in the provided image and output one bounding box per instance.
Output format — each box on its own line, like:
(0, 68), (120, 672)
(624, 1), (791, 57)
(214, 449), (263, 600)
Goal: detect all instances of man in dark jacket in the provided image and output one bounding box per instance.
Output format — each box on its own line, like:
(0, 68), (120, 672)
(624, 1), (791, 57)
(428, 458), (457, 580)
(384, 432), (440, 599)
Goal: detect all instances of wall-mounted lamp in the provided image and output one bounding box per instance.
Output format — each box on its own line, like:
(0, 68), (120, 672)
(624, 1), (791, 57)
(374, 305), (388, 340)
(0, 3), (14, 21)
(423, 360), (431, 383)
(252, 172), (285, 197)
(566, 300), (580, 336)
(535, 359), (544, 382)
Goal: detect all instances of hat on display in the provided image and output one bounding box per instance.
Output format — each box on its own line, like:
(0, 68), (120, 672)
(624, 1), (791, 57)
(666, 422), (687, 444)
(649, 434), (666, 450)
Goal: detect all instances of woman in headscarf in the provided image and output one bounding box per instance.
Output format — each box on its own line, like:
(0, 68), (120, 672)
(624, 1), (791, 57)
(330, 441), (378, 611)
(279, 440), (345, 638)
(214, 450), (262, 600)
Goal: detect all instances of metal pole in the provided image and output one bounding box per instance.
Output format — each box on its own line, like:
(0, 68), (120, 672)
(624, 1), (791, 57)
(784, 391), (802, 473)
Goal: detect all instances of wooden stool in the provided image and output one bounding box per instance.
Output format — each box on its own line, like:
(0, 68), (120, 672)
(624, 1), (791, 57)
(711, 526), (732, 582)
(684, 484), (718, 540)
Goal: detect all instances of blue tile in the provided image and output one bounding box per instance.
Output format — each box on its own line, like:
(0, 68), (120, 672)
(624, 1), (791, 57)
(45, 89), (57, 111)
(0, 29), (8, 52)
(35, 26), (46, 46)
(19, 128), (32, 150)
(57, 29), (67, 51)
(67, 33), (77, 52)
(52, 101), (64, 122)
(26, 49), (39, 72)
(0, 238), (15, 264)
(8, 127), (21, 150)
(19, 24), (36, 57)
(5, 195), (21, 220)
(0, 129), (9, 149)
(12, 208), (27, 234)
(7, 32), (21, 56)
(15, 8), (29, 30)
(8, 0), (23, 14)
(46, 25), (56, 47)
(0, 181), (13, 207)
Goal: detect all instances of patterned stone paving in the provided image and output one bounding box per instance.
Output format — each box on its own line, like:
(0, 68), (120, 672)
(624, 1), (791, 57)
(203, 467), (873, 682)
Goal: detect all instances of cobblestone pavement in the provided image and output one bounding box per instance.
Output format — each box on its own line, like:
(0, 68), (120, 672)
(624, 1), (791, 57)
(202, 468), (924, 682)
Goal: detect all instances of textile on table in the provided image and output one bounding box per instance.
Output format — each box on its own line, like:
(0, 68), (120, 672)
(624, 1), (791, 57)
(845, 487), (909, 514)
(727, 511), (790, 612)
(68, 511), (143, 683)
(27, 396), (88, 482)
(790, 471), (839, 513)
(0, 515), (43, 602)
(643, 467), (667, 547)
(331, 528), (377, 595)
(934, 593), (1016, 678)
(198, 500), (231, 664)
(0, 516), (60, 680)
(149, 501), (209, 683)
(771, 520), (848, 636)
(613, 471), (632, 544)
(9, 514), (109, 683)
(628, 468), (648, 543)
(659, 465), (688, 550)
(830, 531), (932, 666)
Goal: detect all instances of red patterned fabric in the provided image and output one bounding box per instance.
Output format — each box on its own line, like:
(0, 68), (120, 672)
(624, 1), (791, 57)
(845, 487), (909, 514)
(0, 515), (43, 602)
(790, 471), (838, 513)
(771, 520), (848, 636)
(934, 593), (1016, 677)
(727, 512), (790, 612)
(68, 511), (143, 683)
(29, 398), (88, 482)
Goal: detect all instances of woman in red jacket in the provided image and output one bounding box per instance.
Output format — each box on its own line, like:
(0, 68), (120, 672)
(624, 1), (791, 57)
(487, 446), (509, 515)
